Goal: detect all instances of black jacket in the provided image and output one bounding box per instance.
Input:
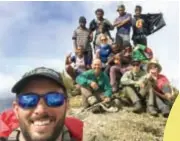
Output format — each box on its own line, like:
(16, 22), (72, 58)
(132, 13), (166, 38)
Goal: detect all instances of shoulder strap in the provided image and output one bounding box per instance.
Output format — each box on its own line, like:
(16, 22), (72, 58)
(62, 126), (76, 141)
(7, 129), (20, 141)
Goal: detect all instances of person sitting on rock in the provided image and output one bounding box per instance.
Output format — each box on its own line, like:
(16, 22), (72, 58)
(109, 54), (123, 93)
(65, 46), (91, 82)
(132, 44), (153, 61)
(120, 59), (158, 116)
(95, 34), (112, 70)
(104, 43), (121, 75)
(76, 58), (113, 113)
(143, 58), (175, 117)
(114, 4), (132, 49)
(120, 43), (133, 74)
(132, 44), (153, 71)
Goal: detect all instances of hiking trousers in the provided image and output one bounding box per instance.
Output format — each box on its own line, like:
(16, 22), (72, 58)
(80, 87), (104, 108)
(123, 85), (155, 106)
(116, 33), (130, 48)
(154, 93), (171, 114)
(109, 65), (122, 91)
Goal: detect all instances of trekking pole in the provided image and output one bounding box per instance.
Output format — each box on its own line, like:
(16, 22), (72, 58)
(81, 102), (103, 112)
(81, 101), (119, 113)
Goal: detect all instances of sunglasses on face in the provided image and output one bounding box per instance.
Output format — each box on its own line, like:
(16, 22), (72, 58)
(17, 92), (66, 109)
(101, 38), (107, 41)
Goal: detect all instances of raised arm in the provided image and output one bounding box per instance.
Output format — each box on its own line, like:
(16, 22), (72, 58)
(65, 53), (72, 65)
(114, 14), (132, 28)
(116, 16), (131, 28)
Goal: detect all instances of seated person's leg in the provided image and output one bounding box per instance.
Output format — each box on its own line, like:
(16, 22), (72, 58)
(123, 86), (143, 113)
(144, 86), (158, 116)
(80, 87), (94, 108)
(161, 84), (175, 107)
(155, 94), (170, 117)
(110, 65), (121, 92)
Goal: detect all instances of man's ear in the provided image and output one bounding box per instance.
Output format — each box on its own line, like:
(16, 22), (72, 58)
(13, 100), (19, 120)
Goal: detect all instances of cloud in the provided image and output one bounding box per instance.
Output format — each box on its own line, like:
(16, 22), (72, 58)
(0, 1), (179, 97)
(0, 73), (16, 98)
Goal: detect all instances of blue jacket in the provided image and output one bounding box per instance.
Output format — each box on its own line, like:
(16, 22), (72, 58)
(98, 44), (112, 63)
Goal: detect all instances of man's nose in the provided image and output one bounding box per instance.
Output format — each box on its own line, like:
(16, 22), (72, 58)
(33, 99), (48, 114)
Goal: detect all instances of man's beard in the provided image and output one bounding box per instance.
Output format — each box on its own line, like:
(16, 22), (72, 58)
(94, 69), (101, 76)
(20, 113), (66, 141)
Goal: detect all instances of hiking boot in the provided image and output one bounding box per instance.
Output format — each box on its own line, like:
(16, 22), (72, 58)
(147, 106), (158, 117)
(91, 105), (104, 114)
(113, 98), (122, 109)
(88, 96), (98, 105)
(162, 112), (169, 118)
(132, 101), (143, 113)
(161, 107), (170, 118)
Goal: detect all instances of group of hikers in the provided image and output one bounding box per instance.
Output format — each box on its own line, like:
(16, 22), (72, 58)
(65, 4), (175, 117)
(0, 4), (176, 141)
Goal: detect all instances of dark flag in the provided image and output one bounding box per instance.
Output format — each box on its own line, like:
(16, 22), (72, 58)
(132, 13), (166, 45)
(142, 13), (166, 36)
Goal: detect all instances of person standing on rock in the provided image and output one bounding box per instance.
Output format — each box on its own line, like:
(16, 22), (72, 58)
(72, 16), (93, 68)
(113, 4), (132, 49)
(132, 5), (166, 46)
(89, 8), (114, 51)
(121, 59), (158, 116)
(76, 58), (112, 112)
(132, 5), (148, 46)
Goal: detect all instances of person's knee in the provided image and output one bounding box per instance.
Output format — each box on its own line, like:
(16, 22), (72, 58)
(110, 66), (117, 73)
(124, 86), (134, 91)
(80, 87), (93, 97)
(88, 96), (98, 105)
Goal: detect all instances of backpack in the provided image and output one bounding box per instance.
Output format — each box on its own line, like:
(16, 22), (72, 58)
(0, 109), (83, 141)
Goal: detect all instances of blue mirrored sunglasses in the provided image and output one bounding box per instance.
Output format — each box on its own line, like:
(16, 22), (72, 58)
(17, 92), (66, 109)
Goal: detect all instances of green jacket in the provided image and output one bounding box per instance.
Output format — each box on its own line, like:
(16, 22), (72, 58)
(132, 44), (148, 61)
(76, 69), (112, 97)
